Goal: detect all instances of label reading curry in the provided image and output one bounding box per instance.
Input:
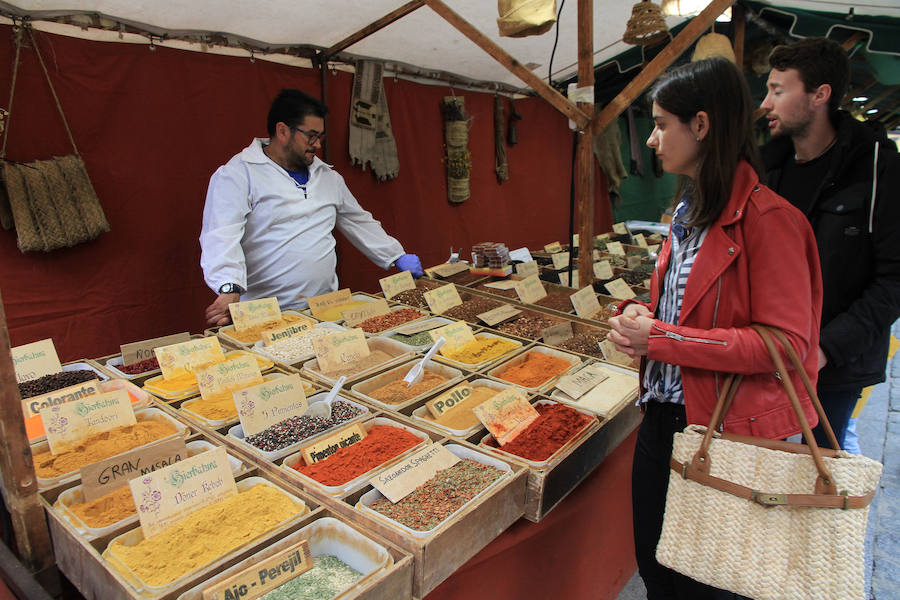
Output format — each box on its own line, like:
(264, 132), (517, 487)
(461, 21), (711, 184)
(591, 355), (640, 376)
(201, 540), (313, 600)
(193, 356), (264, 401)
(235, 374), (309, 438)
(423, 284), (463, 314)
(228, 297), (281, 332)
(130, 446), (237, 539)
(472, 388), (539, 446)
(306, 288), (353, 319)
(300, 422), (368, 464)
(41, 389), (136, 455)
(379, 271), (416, 300)
(154, 337), (226, 381)
(311, 328), (370, 373)
(12, 338), (62, 383)
(514, 275), (547, 304)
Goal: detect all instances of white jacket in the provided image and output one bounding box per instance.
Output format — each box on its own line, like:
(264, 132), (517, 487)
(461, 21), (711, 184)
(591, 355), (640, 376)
(200, 138), (404, 309)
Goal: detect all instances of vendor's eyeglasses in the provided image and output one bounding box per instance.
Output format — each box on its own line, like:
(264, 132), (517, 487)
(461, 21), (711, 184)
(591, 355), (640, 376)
(291, 126), (326, 144)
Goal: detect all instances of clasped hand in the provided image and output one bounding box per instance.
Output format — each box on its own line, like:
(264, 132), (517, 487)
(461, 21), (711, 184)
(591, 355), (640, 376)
(606, 303), (654, 358)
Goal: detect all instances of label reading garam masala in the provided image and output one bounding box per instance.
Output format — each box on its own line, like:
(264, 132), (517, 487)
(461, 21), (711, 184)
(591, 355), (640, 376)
(80, 437), (188, 502)
(12, 338), (62, 383)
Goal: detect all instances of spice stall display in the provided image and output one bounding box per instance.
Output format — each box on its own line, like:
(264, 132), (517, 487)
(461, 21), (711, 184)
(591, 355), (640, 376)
(351, 360), (463, 411)
(216, 311), (312, 347)
(411, 379), (513, 436)
(488, 347), (581, 392)
(436, 333), (521, 369)
(481, 401), (594, 465)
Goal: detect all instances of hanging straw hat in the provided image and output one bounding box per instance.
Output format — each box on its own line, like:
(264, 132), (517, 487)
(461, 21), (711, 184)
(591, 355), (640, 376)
(623, 1), (671, 47)
(692, 32), (737, 64)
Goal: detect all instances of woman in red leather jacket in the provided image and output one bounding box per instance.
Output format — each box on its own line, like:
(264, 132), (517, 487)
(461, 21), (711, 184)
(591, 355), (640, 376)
(608, 57), (823, 599)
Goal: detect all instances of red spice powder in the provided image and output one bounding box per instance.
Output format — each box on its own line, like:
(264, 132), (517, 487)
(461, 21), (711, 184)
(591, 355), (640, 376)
(485, 403), (592, 461)
(292, 425), (421, 486)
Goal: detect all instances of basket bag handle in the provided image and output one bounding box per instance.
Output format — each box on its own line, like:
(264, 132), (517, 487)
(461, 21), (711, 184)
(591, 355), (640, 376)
(673, 325), (876, 509)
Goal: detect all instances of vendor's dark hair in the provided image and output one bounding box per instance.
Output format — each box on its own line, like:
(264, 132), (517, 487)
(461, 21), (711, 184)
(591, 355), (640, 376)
(267, 89), (328, 136)
(648, 57), (762, 230)
(768, 38), (849, 115)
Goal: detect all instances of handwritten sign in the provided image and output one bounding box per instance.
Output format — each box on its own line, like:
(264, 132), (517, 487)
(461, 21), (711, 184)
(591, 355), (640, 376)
(379, 271), (416, 299)
(12, 339), (61, 383)
(342, 299), (390, 327)
(393, 319), (445, 336)
(647, 244), (661, 254)
(41, 390), (136, 455)
(80, 437), (188, 502)
(228, 298), (281, 332)
(515, 260), (539, 277)
(130, 446), (237, 539)
(235, 375), (309, 437)
(604, 278), (636, 300)
(613, 222), (627, 234)
(427, 262), (470, 278)
(599, 339), (636, 366)
(262, 318), (316, 345)
(306, 289), (352, 319)
(508, 247), (533, 263)
(194, 356), (263, 401)
(626, 255), (642, 269)
(120, 333), (190, 367)
(633, 233), (648, 247)
(300, 422), (367, 464)
(543, 242), (563, 253)
(423, 284), (462, 314)
(556, 363), (610, 400)
(551, 252), (571, 270)
(541, 322), (573, 346)
(202, 540), (313, 600)
(592, 249), (602, 261)
(483, 280), (518, 290)
(311, 328), (370, 373)
(154, 337), (225, 381)
(426, 383), (475, 418)
(514, 275), (547, 304)
(559, 271), (579, 288)
(370, 444), (461, 503)
(429, 321), (475, 350)
(22, 379), (100, 418)
(472, 388), (539, 446)
(593, 260), (613, 280)
(644, 278), (652, 288)
(571, 286), (602, 319)
(606, 241), (625, 256)
(478, 305), (522, 326)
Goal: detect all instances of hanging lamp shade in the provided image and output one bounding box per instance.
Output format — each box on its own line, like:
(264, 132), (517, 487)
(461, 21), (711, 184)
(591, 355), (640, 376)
(623, 1), (671, 47)
(692, 32), (737, 63)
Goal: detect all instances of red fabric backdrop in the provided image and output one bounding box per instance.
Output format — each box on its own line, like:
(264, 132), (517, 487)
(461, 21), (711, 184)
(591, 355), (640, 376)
(0, 26), (612, 360)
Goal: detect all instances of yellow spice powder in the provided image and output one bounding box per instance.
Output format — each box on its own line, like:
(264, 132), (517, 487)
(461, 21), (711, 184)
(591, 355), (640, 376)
(226, 313), (307, 343)
(315, 300), (371, 322)
(146, 371), (197, 394)
(182, 374), (263, 421)
(107, 484), (302, 587)
(422, 386), (498, 430)
(67, 485), (136, 528)
(33, 421), (178, 479)
(441, 338), (519, 365)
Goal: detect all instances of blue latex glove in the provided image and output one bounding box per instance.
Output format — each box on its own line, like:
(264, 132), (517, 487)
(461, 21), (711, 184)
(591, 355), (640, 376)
(395, 254), (423, 278)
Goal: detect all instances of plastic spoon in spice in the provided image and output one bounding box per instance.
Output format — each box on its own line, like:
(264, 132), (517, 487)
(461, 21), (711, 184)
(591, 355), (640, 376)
(307, 375), (347, 419)
(403, 337), (445, 386)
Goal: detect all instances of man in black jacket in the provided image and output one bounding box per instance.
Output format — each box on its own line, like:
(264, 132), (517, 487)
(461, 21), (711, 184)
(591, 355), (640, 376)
(760, 37), (900, 449)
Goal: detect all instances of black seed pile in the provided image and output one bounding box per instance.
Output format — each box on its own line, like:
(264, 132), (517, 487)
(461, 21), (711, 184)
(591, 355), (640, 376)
(19, 369), (98, 399)
(243, 400), (364, 452)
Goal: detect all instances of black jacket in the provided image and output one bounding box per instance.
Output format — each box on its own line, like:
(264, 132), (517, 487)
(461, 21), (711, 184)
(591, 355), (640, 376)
(763, 111), (900, 391)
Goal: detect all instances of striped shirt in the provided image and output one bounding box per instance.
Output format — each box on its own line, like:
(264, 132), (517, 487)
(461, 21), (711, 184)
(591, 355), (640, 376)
(640, 201), (707, 406)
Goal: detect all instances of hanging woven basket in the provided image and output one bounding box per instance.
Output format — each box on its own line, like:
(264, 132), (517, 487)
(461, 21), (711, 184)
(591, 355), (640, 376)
(623, 1), (671, 47)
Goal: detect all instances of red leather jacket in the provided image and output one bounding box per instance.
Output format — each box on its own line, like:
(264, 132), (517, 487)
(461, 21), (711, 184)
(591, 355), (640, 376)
(625, 161), (823, 439)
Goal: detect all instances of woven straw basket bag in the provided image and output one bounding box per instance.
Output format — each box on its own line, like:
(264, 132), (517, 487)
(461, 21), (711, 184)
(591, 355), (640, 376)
(657, 325), (882, 600)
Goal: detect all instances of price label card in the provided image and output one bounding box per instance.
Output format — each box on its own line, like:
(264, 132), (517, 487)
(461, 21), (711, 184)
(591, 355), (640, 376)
(202, 540), (313, 600)
(41, 390), (136, 455)
(300, 422), (367, 464)
(644, 278), (652, 288)
(551, 252), (571, 270)
(306, 288), (352, 319)
(515, 261), (539, 278)
(130, 446), (237, 539)
(22, 379), (100, 419)
(613, 222), (628, 235)
(541, 322), (573, 346)
(595, 232), (611, 241)
(194, 356), (263, 401)
(120, 333), (191, 367)
(228, 298), (281, 332)
(593, 260), (613, 280)
(543, 242), (563, 253)
(80, 437), (188, 502)
(606, 241), (626, 256)
(393, 320), (445, 336)
(633, 233), (648, 247)
(556, 364), (610, 400)
(426, 383), (475, 418)
(427, 262), (470, 278)
(626, 255), (642, 268)
(424, 284), (462, 314)
(370, 444), (461, 503)
(572, 234), (580, 247)
(154, 337), (225, 381)
(648, 244), (661, 254)
(592, 249), (602, 261)
(311, 328), (370, 373)
(342, 299), (390, 327)
(12, 339), (61, 383)
(483, 280), (519, 290)
(379, 271), (416, 299)
(599, 339), (636, 366)
(508, 247), (533, 263)
(559, 271), (579, 288)
(235, 374), (309, 437)
(429, 321), (475, 350)
(514, 275), (547, 304)
(604, 278), (636, 300)
(571, 286), (602, 319)
(478, 305), (522, 326)
(649, 233), (663, 241)
(472, 388), (539, 446)
(262, 318), (316, 345)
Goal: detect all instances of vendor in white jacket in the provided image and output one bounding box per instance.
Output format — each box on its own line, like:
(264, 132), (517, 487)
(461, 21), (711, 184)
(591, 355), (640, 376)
(200, 89), (422, 326)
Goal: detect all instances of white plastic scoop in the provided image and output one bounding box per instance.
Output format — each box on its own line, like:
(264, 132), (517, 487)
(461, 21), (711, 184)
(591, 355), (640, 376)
(306, 375), (347, 419)
(403, 337), (445, 386)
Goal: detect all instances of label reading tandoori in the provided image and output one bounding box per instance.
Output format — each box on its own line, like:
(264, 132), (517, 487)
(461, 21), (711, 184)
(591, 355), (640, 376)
(80, 437), (188, 502)
(154, 337), (226, 381)
(12, 338), (62, 383)
(300, 422), (367, 464)
(121, 332), (191, 367)
(201, 540), (313, 600)
(311, 328), (370, 373)
(41, 389), (136, 455)
(194, 356), (263, 401)
(235, 375), (309, 437)
(370, 444), (461, 503)
(514, 275), (547, 304)
(228, 298), (281, 332)
(306, 289), (353, 319)
(472, 388), (539, 446)
(379, 271), (416, 300)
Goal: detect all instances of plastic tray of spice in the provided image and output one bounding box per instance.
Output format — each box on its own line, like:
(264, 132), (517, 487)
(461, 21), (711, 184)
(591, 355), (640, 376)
(216, 309), (310, 348)
(103, 354), (162, 380)
(411, 378), (515, 438)
(101, 476), (309, 596)
(53, 441), (247, 539)
(249, 321), (345, 366)
(356, 443), (512, 538)
(34, 407), (189, 490)
(227, 392), (371, 463)
(179, 372), (287, 429)
(174, 516), (393, 600)
(302, 293), (381, 323)
(142, 349), (274, 401)
(350, 360), (464, 412)
(377, 316), (456, 352)
(62, 360), (111, 382)
(478, 399), (596, 470)
(434, 331), (525, 371)
(358, 304), (430, 337)
(280, 416), (432, 497)
(301, 336), (414, 387)
(486, 346), (583, 393)
(549, 361), (640, 417)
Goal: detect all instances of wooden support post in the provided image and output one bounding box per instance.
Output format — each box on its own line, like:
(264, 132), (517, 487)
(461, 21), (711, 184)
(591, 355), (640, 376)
(424, 0), (591, 129)
(0, 290), (54, 573)
(733, 3), (745, 71)
(592, 0), (734, 135)
(324, 0), (426, 57)
(575, 0), (594, 288)
(840, 31), (866, 52)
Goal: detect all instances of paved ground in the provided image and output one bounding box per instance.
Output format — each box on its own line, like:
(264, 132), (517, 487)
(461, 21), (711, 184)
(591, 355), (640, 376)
(617, 320), (900, 600)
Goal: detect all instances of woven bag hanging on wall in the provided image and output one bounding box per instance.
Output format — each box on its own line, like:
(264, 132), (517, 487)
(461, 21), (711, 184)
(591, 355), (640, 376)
(441, 96), (471, 204)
